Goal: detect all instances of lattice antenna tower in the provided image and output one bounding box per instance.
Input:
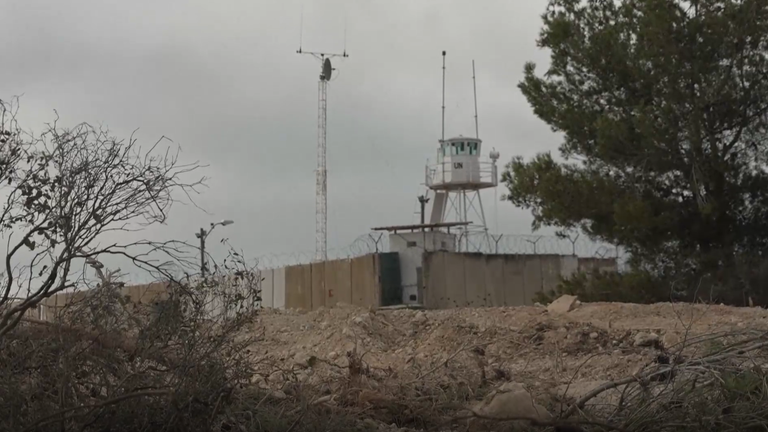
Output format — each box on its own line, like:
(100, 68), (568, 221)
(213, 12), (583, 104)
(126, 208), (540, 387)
(297, 14), (349, 262)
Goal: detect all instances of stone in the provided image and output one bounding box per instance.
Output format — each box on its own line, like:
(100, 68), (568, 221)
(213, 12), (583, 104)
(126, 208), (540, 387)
(634, 332), (660, 347)
(271, 390), (287, 400)
(293, 351), (316, 368)
(327, 351), (339, 360)
(547, 295), (579, 314)
(470, 381), (552, 426)
(589, 332), (599, 339)
(662, 332), (681, 349)
(412, 311), (428, 324)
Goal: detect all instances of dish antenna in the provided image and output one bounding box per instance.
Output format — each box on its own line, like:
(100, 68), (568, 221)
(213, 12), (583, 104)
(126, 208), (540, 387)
(296, 18), (350, 262)
(322, 57), (333, 81)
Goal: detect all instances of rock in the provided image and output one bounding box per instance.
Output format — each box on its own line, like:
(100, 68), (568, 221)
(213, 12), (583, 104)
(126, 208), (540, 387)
(634, 332), (660, 347)
(293, 352), (316, 368)
(336, 356), (350, 368)
(358, 389), (391, 406)
(271, 390), (287, 400)
(589, 332), (599, 339)
(412, 311), (428, 324)
(268, 371), (284, 383)
(470, 382), (551, 426)
(328, 351), (339, 360)
(547, 295), (579, 314)
(662, 332), (681, 349)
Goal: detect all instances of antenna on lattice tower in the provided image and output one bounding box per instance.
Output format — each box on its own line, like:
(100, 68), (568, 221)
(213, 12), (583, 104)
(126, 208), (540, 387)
(297, 15), (349, 262)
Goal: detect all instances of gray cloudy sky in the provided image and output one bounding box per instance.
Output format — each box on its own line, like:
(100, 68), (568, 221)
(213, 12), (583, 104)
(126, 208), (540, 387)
(1, 0), (561, 271)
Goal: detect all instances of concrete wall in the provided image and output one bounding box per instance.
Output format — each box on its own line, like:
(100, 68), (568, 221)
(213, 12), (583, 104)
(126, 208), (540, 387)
(325, 258), (352, 306)
(261, 269), (274, 308)
(37, 282), (170, 321)
(422, 252), (618, 308)
(578, 257), (619, 273)
(273, 267), (286, 309)
(351, 254), (379, 308)
(280, 254), (382, 311)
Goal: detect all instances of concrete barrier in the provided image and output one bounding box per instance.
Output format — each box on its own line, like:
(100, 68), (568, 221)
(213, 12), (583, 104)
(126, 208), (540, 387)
(537, 255), (563, 303)
(560, 256), (579, 279)
(285, 264), (312, 310)
(311, 262), (326, 310)
(503, 256), (526, 306)
(261, 269), (274, 308)
(424, 251), (448, 309)
(423, 252), (620, 308)
(578, 257), (619, 273)
(351, 255), (378, 308)
(484, 255), (506, 307)
(273, 267), (286, 309)
(444, 252), (467, 308)
(275, 253), (386, 311)
(325, 258), (352, 306)
(464, 254), (487, 307)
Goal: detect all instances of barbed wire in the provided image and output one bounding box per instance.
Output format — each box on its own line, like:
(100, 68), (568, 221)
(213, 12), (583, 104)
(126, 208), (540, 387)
(255, 232), (629, 270)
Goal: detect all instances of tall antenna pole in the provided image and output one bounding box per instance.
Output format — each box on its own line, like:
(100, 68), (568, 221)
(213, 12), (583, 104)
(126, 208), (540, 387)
(297, 46), (348, 262)
(472, 60), (479, 139)
(441, 51), (446, 141)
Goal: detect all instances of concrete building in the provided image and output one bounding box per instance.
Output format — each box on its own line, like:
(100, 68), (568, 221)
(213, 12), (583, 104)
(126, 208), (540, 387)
(374, 222), (462, 305)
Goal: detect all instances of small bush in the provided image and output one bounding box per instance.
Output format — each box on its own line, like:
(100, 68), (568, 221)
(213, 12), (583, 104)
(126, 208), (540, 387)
(534, 268), (671, 305)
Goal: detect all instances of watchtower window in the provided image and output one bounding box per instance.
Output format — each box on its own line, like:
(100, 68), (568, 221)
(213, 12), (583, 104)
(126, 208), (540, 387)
(469, 142), (478, 155)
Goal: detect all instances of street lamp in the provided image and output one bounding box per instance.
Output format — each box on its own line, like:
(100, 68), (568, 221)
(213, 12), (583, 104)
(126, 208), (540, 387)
(195, 219), (234, 277)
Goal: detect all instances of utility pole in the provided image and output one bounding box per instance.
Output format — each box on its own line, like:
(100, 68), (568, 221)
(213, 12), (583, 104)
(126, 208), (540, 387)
(195, 220), (234, 278)
(198, 227), (206, 277)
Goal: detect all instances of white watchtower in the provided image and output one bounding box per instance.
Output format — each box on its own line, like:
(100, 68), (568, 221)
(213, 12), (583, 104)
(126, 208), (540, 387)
(423, 51), (500, 252)
(426, 136), (499, 252)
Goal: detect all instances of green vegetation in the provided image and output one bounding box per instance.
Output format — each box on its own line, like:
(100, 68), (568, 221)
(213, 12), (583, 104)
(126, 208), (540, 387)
(504, 0), (768, 305)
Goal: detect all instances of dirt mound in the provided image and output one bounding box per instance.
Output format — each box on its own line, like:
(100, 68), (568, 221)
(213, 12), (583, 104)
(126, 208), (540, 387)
(243, 301), (768, 430)
(249, 301), (768, 389)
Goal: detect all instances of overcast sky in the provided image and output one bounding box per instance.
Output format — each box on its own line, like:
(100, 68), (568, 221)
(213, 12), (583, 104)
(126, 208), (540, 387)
(1, 0), (562, 274)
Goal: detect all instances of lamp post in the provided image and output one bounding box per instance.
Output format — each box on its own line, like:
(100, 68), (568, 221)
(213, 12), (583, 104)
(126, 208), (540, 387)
(417, 195), (430, 226)
(195, 219), (234, 277)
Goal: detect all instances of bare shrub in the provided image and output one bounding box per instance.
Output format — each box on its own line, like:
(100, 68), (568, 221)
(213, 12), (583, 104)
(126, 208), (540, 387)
(0, 98), (263, 431)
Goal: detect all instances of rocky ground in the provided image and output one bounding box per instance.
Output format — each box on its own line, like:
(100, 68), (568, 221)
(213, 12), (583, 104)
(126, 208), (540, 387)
(245, 299), (768, 430)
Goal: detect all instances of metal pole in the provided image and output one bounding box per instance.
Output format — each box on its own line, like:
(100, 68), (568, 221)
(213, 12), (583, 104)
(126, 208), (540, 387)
(472, 60), (479, 139)
(418, 195), (429, 226)
(441, 51), (446, 142)
(199, 227), (206, 278)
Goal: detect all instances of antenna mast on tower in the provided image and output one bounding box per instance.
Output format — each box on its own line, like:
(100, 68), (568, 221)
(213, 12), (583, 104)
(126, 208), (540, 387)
(425, 53), (499, 252)
(297, 24), (349, 262)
